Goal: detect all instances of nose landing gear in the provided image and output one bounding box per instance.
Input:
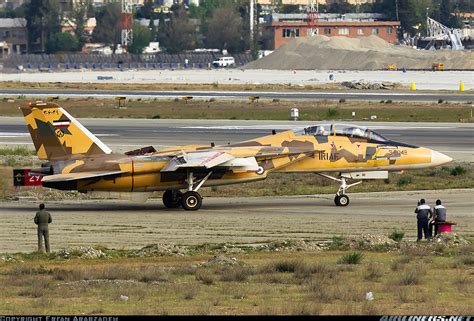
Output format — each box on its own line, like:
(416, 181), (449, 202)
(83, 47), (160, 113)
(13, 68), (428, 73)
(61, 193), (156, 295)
(318, 174), (362, 207)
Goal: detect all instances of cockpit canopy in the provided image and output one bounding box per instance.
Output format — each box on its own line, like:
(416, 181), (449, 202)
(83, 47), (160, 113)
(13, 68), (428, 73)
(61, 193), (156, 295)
(297, 124), (388, 143)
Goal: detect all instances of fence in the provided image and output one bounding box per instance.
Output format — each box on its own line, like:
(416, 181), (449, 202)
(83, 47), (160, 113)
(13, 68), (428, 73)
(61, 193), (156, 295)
(0, 52), (254, 71)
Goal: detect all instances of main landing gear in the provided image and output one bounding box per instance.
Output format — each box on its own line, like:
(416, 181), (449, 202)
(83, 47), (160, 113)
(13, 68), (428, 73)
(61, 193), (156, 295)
(162, 171), (212, 211)
(317, 174), (362, 207)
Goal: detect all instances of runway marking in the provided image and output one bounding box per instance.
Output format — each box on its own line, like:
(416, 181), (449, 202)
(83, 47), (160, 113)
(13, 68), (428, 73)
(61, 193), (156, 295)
(0, 132), (30, 137)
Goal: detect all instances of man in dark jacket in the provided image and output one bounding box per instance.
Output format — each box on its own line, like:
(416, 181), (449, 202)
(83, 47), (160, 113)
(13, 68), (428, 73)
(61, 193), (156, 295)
(432, 199), (447, 236)
(34, 203), (52, 253)
(415, 199), (432, 241)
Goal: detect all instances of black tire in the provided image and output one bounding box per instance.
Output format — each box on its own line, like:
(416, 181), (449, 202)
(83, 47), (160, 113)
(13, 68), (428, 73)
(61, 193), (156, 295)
(181, 191), (202, 211)
(338, 194), (350, 207)
(162, 190), (182, 208)
(334, 195), (341, 206)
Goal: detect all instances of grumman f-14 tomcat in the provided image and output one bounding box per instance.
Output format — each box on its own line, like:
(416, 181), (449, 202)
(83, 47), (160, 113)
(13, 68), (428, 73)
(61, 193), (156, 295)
(15, 101), (452, 211)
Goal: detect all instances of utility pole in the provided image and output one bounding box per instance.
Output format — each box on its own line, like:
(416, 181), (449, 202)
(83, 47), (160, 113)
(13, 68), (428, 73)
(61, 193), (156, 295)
(307, 0), (318, 37)
(250, 0), (254, 43)
(121, 0), (133, 50)
(395, 0), (399, 21)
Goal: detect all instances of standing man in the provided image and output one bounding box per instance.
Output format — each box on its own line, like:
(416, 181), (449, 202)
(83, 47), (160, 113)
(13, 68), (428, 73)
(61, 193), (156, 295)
(433, 199), (447, 236)
(415, 199), (432, 241)
(34, 203), (52, 253)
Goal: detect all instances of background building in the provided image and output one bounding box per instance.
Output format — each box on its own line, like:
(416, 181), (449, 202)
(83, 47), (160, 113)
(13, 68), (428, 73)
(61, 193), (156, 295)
(263, 13), (400, 49)
(0, 18), (27, 54)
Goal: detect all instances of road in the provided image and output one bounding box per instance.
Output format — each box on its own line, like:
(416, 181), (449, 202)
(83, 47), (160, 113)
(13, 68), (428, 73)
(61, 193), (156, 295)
(0, 88), (473, 102)
(0, 189), (472, 253)
(1, 118), (472, 162)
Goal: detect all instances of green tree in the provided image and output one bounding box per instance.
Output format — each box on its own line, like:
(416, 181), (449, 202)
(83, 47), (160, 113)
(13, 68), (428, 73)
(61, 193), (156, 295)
(205, 7), (243, 52)
(137, 0), (154, 19)
(68, 0), (92, 51)
(92, 2), (121, 49)
(24, 0), (62, 53)
(439, 0), (462, 28)
(46, 32), (79, 53)
(128, 22), (152, 54)
(160, 5), (196, 53)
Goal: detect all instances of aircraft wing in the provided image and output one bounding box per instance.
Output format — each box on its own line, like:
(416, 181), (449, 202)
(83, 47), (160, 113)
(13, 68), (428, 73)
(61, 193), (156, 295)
(161, 146), (313, 173)
(41, 171), (125, 183)
(161, 151), (260, 172)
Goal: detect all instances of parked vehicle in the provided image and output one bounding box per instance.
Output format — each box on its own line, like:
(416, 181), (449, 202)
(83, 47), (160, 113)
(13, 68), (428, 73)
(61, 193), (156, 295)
(143, 42), (160, 54)
(212, 56), (235, 67)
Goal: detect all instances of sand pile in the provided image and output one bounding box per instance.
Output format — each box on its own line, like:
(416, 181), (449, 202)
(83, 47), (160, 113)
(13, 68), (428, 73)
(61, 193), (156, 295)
(245, 35), (474, 70)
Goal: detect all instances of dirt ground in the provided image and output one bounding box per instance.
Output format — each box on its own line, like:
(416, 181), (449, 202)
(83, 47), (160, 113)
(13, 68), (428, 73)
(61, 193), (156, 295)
(0, 189), (472, 253)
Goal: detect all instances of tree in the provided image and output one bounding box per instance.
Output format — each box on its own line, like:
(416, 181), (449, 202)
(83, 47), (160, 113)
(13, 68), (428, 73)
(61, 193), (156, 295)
(46, 32), (79, 53)
(92, 2), (121, 48)
(439, 0), (462, 28)
(128, 22), (152, 54)
(159, 6), (196, 53)
(136, 0), (154, 20)
(68, 0), (92, 51)
(205, 7), (243, 52)
(24, 0), (62, 53)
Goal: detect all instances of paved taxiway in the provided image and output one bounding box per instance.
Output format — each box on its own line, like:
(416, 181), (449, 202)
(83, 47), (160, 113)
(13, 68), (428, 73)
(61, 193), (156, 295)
(1, 69), (473, 90)
(1, 88), (473, 102)
(0, 189), (472, 253)
(1, 118), (472, 162)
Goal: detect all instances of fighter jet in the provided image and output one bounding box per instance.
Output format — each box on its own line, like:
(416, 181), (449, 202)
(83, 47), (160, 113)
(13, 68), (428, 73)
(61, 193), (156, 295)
(15, 101), (453, 210)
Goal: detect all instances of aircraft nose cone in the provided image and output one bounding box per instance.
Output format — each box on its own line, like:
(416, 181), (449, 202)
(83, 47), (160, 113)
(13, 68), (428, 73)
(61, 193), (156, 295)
(431, 150), (453, 166)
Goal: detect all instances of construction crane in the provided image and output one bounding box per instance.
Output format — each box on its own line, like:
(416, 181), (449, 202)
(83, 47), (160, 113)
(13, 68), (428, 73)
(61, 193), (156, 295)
(425, 17), (464, 50)
(121, 0), (133, 50)
(307, 0), (318, 37)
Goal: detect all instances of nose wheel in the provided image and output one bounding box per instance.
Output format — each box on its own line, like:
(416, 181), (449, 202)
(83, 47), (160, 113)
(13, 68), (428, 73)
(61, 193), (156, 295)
(318, 174), (361, 207)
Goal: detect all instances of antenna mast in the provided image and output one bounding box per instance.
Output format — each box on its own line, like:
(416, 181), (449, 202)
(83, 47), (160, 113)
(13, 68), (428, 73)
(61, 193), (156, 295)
(121, 0), (133, 49)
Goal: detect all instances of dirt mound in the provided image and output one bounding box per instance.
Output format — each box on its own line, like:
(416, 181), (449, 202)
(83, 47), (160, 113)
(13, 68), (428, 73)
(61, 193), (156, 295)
(346, 233), (398, 250)
(131, 243), (189, 257)
(201, 255), (239, 267)
(53, 246), (107, 259)
(245, 35), (474, 70)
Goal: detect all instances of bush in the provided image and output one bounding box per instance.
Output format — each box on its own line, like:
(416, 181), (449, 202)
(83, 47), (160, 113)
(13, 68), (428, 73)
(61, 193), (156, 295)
(337, 252), (364, 265)
(329, 235), (347, 250)
(220, 266), (253, 282)
(438, 99), (444, 104)
(364, 263), (383, 281)
(152, 114), (161, 119)
(326, 108), (339, 118)
(339, 98), (346, 103)
(389, 229), (405, 242)
(450, 165), (466, 176)
(397, 176), (412, 187)
(195, 270), (215, 285)
(398, 269), (422, 285)
(385, 100), (393, 104)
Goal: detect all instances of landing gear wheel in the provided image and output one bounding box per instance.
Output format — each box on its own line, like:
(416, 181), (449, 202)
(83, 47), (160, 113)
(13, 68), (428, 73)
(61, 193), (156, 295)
(336, 194), (349, 206)
(181, 191), (202, 211)
(162, 190), (182, 208)
(334, 195), (341, 206)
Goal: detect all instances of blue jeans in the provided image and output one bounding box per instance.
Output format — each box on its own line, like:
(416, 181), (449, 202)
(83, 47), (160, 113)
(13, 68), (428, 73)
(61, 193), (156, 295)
(417, 218), (429, 240)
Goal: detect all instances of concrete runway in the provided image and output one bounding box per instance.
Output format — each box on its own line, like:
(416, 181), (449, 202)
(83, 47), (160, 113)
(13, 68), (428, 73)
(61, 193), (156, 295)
(1, 88), (473, 102)
(1, 118), (472, 162)
(1, 69), (473, 90)
(0, 189), (472, 253)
